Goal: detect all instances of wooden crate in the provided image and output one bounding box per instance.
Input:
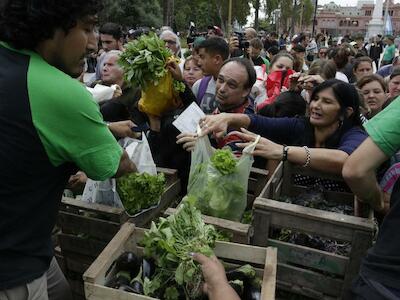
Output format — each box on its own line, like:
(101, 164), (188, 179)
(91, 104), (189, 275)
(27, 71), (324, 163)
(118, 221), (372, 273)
(57, 168), (181, 295)
(83, 222), (278, 300)
(252, 162), (376, 300)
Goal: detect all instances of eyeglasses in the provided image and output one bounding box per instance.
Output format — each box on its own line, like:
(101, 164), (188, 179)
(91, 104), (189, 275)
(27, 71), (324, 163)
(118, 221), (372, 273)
(163, 39), (177, 45)
(319, 51), (327, 55)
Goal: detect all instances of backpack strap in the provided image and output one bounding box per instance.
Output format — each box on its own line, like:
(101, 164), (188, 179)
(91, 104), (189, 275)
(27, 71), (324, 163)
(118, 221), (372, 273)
(196, 76), (212, 104)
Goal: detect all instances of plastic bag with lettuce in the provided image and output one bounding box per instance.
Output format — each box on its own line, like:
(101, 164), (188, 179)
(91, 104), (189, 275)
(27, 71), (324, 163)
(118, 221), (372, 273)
(187, 127), (260, 221)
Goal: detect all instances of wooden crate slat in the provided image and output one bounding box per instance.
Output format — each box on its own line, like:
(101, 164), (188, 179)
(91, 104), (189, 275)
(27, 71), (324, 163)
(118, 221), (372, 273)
(253, 199), (374, 241)
(61, 197), (126, 223)
(58, 211), (120, 241)
(267, 239), (348, 276)
(65, 256), (92, 274)
(261, 247), (277, 300)
(58, 233), (108, 258)
(277, 263), (343, 298)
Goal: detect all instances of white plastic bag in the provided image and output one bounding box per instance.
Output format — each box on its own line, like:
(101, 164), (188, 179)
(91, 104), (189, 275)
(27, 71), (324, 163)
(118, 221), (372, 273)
(81, 133), (157, 207)
(187, 126), (260, 221)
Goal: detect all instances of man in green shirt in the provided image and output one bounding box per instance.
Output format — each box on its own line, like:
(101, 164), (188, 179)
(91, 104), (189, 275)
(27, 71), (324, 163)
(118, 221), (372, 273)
(343, 98), (400, 298)
(381, 35), (396, 66)
(0, 1), (136, 299)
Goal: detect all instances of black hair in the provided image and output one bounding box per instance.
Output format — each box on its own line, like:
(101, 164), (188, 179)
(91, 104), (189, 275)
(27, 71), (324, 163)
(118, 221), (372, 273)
(198, 37), (229, 61)
(299, 79), (363, 149)
(221, 57), (256, 90)
(99, 22), (123, 40)
(329, 47), (350, 69)
(292, 44), (306, 53)
(258, 91), (306, 118)
(267, 46), (279, 56)
(0, 0), (103, 50)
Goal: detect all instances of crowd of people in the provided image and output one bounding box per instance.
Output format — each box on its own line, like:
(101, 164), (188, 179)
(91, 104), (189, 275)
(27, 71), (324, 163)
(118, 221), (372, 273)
(1, 1), (400, 300)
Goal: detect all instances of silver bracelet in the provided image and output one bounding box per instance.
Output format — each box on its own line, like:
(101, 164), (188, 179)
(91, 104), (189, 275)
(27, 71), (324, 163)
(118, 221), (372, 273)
(302, 146), (311, 168)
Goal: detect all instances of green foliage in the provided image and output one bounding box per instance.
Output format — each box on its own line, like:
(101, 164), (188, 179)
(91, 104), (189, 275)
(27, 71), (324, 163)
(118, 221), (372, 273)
(99, 0), (162, 27)
(141, 197), (219, 298)
(302, 0), (315, 26)
(210, 149), (237, 175)
(119, 33), (171, 89)
(116, 172), (165, 215)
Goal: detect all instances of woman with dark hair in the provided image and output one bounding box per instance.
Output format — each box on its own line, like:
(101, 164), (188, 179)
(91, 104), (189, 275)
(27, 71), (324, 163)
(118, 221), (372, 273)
(200, 79), (367, 177)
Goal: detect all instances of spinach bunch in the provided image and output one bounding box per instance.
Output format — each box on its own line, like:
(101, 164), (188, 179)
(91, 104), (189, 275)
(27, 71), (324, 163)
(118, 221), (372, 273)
(119, 33), (185, 93)
(141, 196), (218, 299)
(116, 173), (165, 215)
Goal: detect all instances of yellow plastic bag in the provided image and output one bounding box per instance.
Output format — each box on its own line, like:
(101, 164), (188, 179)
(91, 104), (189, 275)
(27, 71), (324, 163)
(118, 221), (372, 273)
(138, 72), (181, 117)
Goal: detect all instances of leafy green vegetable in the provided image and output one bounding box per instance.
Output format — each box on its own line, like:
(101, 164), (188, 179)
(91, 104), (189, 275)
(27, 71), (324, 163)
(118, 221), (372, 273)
(116, 172), (165, 215)
(119, 32), (183, 93)
(164, 286), (180, 300)
(210, 149), (237, 175)
(141, 196), (218, 298)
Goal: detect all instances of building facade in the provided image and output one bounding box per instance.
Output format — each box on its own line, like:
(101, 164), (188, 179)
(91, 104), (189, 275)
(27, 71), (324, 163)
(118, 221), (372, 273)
(315, 0), (400, 36)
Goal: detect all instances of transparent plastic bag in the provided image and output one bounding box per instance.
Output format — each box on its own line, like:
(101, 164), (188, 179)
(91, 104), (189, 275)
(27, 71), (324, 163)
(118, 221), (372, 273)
(187, 127), (260, 221)
(81, 134), (156, 208)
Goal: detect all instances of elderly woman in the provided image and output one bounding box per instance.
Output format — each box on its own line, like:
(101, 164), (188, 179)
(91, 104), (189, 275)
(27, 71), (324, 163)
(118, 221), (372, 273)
(201, 79), (367, 179)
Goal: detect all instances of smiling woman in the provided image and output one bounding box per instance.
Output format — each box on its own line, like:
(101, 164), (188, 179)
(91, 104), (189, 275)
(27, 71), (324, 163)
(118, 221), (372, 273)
(201, 79), (367, 179)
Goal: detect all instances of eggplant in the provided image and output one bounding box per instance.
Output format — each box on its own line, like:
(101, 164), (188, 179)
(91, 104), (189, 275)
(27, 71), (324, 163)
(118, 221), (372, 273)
(115, 252), (141, 276)
(229, 280), (244, 297)
(142, 258), (156, 279)
(115, 270), (131, 287)
(226, 264), (256, 282)
(243, 282), (261, 300)
(130, 280), (144, 295)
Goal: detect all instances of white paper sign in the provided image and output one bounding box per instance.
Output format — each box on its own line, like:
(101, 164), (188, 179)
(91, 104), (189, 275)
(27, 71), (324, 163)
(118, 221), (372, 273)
(173, 102), (206, 133)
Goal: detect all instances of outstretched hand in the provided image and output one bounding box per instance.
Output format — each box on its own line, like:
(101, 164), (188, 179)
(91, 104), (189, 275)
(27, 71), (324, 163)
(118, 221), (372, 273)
(235, 128), (282, 160)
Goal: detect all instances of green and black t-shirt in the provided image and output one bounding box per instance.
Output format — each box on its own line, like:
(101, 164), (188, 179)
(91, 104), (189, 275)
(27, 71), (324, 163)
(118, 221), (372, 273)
(0, 42), (123, 289)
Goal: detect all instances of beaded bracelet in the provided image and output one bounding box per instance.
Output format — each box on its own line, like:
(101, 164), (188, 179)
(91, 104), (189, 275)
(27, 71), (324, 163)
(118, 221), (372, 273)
(302, 146), (311, 168)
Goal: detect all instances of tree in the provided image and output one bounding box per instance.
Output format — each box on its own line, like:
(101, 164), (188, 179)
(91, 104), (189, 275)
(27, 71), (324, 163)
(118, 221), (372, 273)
(99, 0), (162, 28)
(302, 0), (315, 27)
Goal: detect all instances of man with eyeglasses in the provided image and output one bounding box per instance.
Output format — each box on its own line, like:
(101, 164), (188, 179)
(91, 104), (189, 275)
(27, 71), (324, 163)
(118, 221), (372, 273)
(160, 30), (181, 58)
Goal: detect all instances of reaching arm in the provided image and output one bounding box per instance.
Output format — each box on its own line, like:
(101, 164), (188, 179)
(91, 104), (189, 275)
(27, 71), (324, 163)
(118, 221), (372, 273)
(114, 150), (136, 178)
(236, 128), (349, 175)
(342, 137), (389, 211)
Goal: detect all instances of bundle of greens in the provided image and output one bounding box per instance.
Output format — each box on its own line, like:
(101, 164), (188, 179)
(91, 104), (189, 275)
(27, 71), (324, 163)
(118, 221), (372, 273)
(116, 172), (165, 216)
(188, 148), (246, 221)
(140, 196), (219, 299)
(119, 33), (185, 93)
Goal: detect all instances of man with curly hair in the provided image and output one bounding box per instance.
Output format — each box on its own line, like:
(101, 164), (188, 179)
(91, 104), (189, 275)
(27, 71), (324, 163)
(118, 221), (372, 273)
(0, 1), (136, 299)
